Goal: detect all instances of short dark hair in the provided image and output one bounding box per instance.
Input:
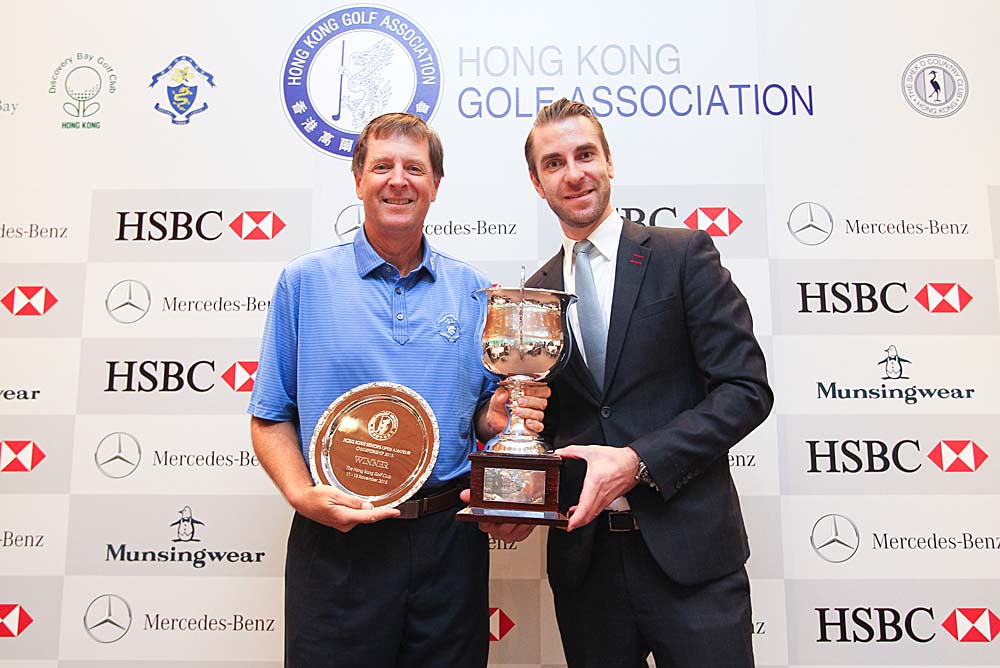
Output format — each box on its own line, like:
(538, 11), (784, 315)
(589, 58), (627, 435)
(352, 113), (444, 180)
(524, 98), (611, 180)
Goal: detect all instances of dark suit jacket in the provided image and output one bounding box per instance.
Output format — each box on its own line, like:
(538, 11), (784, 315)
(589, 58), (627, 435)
(528, 221), (773, 588)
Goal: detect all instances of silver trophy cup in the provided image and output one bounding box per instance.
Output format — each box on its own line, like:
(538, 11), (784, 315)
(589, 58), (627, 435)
(476, 284), (576, 453)
(457, 277), (576, 527)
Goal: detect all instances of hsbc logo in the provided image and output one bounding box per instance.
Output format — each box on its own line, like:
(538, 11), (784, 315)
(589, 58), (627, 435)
(797, 281), (973, 314)
(942, 608), (1000, 642)
(817, 606), (934, 643)
(817, 605), (999, 644)
(488, 607), (515, 641)
(616, 205), (676, 227)
(0, 440), (46, 472)
(617, 205), (745, 238)
(928, 440), (988, 472)
(0, 603), (33, 637)
(104, 359), (257, 393)
(914, 283), (973, 313)
(114, 209), (286, 242)
(229, 211), (286, 240)
(221, 361), (257, 392)
(683, 207), (743, 237)
(807, 437), (988, 474)
(1, 286), (57, 316)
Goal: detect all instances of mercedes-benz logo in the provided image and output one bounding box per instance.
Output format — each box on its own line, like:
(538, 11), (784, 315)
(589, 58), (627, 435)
(83, 593), (132, 643)
(787, 202), (834, 246)
(334, 204), (363, 242)
(810, 513), (860, 563)
(95, 432), (142, 479)
(105, 279), (151, 324)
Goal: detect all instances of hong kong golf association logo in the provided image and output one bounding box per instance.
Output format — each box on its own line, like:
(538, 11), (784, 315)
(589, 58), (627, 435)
(281, 5), (441, 158)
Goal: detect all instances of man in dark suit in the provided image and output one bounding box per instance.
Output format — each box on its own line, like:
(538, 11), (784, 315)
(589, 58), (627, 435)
(522, 98), (773, 667)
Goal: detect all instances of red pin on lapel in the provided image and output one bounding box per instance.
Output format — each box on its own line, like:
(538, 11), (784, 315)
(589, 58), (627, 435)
(629, 253), (645, 266)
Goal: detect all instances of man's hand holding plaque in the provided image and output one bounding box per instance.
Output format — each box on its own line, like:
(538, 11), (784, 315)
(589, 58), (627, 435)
(290, 483), (402, 533)
(308, 382), (440, 520)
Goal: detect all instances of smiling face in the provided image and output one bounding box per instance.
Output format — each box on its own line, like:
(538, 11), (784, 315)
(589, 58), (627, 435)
(529, 115), (615, 240)
(355, 132), (440, 242)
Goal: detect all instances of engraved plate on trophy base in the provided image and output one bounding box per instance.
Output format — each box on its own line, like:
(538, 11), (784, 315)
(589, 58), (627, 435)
(308, 382), (439, 508)
(456, 452), (568, 527)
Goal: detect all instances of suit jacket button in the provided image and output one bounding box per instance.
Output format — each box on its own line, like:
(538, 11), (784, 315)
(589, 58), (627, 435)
(600, 406), (611, 419)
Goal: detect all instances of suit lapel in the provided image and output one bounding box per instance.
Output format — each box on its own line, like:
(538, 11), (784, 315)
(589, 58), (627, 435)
(604, 222), (651, 392)
(533, 250), (601, 401)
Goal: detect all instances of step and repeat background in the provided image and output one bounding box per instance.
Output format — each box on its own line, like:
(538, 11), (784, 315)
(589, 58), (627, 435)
(3, 1), (999, 666)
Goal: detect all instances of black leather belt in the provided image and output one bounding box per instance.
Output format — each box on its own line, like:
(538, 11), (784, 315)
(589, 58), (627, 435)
(396, 479), (465, 520)
(604, 510), (639, 532)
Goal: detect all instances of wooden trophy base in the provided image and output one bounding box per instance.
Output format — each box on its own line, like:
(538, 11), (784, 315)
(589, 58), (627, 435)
(456, 451), (568, 527)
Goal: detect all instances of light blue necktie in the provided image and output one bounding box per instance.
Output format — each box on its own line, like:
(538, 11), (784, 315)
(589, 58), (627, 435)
(573, 239), (607, 387)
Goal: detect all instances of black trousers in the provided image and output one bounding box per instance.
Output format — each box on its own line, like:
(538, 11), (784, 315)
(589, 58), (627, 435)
(284, 508), (489, 668)
(551, 521), (754, 668)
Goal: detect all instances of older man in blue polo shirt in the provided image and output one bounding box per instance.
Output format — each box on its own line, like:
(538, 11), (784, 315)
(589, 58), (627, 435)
(249, 113), (547, 668)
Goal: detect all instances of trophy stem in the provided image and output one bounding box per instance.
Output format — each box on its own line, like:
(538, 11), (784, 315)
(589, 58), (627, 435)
(483, 378), (546, 455)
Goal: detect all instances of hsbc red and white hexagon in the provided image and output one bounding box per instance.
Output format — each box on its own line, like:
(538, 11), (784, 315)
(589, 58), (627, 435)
(914, 283), (973, 313)
(942, 607), (1000, 642)
(222, 361), (258, 392)
(0, 604), (33, 637)
(928, 440), (988, 472)
(0, 440), (46, 472)
(488, 607), (515, 641)
(682, 207), (743, 237)
(1, 286), (58, 316)
(229, 211), (286, 240)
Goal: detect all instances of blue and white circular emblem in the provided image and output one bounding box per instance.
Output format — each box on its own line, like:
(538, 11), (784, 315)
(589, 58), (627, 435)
(281, 5), (442, 158)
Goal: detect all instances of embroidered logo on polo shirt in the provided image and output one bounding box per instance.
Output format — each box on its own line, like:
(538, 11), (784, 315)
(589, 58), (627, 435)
(438, 314), (460, 342)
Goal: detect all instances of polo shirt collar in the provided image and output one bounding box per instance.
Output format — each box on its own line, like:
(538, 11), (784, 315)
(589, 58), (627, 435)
(353, 225), (438, 281)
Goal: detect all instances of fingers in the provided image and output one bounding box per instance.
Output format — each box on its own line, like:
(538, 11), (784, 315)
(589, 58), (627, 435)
(492, 523), (536, 543)
(324, 486), (369, 510)
(566, 479), (600, 531)
(334, 504), (400, 532)
(519, 385), (551, 399)
(553, 444), (588, 460)
(459, 488), (471, 505)
(476, 521), (537, 543)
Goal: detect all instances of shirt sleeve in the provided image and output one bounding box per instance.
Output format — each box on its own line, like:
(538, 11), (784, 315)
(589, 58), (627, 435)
(247, 266), (300, 424)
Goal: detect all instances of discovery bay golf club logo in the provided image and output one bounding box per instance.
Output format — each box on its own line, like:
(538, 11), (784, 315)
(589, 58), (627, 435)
(282, 5), (441, 158)
(49, 52), (118, 129)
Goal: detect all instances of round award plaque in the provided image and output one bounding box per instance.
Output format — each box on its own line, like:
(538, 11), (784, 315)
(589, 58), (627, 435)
(308, 382), (439, 508)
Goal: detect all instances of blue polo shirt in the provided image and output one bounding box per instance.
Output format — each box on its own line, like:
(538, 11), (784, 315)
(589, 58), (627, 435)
(249, 227), (497, 486)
